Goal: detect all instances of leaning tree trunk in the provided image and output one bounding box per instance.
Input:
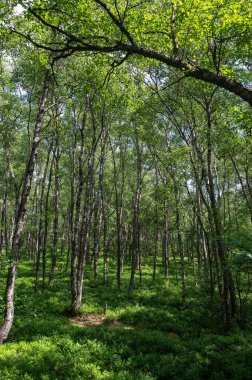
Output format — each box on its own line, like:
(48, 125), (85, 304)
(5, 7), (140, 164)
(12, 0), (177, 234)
(0, 70), (51, 345)
(205, 104), (237, 331)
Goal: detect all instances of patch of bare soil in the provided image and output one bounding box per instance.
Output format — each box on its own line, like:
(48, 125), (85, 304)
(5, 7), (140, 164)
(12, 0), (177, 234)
(69, 313), (132, 329)
(69, 313), (106, 327)
(69, 314), (180, 339)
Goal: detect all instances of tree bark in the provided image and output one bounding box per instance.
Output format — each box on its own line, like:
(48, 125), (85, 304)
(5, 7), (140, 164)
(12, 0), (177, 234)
(35, 142), (52, 293)
(0, 70), (51, 345)
(49, 121), (61, 285)
(71, 96), (100, 314)
(70, 104), (87, 313)
(129, 128), (142, 292)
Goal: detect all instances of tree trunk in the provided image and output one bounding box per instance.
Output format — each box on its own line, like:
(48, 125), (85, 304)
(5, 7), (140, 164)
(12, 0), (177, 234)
(0, 176), (8, 255)
(0, 70), (51, 345)
(173, 176), (186, 305)
(35, 142), (52, 292)
(70, 105), (87, 313)
(71, 96), (100, 314)
(49, 123), (61, 285)
(129, 128), (142, 292)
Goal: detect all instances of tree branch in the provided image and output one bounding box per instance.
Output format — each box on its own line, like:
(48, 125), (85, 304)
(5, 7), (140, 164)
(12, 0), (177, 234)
(22, 8), (252, 107)
(94, 0), (135, 45)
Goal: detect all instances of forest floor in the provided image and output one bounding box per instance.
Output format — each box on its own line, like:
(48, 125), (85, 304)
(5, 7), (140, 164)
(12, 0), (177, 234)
(0, 259), (252, 379)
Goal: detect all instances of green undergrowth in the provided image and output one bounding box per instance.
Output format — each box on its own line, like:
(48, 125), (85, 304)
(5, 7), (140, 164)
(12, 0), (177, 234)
(0, 259), (252, 379)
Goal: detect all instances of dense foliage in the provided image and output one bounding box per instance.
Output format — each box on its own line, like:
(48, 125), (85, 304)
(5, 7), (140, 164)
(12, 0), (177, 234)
(0, 1), (252, 378)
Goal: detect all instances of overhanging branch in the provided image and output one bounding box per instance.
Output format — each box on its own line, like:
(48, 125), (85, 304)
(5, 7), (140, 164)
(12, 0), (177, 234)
(21, 6), (252, 107)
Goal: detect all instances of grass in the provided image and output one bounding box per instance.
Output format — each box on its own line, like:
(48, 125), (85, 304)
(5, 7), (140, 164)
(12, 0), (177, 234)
(0, 257), (252, 379)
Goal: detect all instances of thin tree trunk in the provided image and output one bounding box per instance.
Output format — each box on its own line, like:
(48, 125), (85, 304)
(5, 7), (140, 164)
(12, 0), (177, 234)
(42, 152), (54, 292)
(0, 70), (51, 345)
(173, 176), (186, 305)
(0, 176), (8, 255)
(35, 143), (52, 292)
(93, 191), (101, 281)
(72, 96), (100, 314)
(230, 154), (252, 221)
(70, 104), (87, 313)
(129, 128), (142, 292)
(66, 128), (77, 271)
(108, 131), (127, 288)
(162, 179), (169, 278)
(153, 169), (159, 281)
(49, 124), (61, 285)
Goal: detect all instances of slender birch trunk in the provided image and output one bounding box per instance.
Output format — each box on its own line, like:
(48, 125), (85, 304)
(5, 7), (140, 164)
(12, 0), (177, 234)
(0, 70), (51, 345)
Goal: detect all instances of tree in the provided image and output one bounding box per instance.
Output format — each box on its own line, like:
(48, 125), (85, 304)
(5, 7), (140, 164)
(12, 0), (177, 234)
(0, 67), (51, 345)
(12, 0), (252, 105)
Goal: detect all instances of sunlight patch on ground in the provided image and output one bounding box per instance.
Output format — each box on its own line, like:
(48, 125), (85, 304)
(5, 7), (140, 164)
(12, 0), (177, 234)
(69, 313), (180, 340)
(69, 313), (133, 329)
